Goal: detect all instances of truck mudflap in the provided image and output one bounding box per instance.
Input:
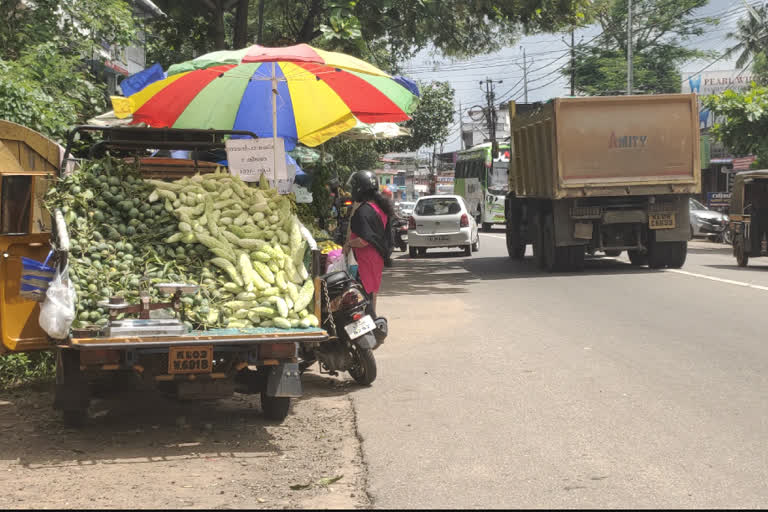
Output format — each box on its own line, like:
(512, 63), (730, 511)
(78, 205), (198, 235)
(265, 362), (302, 398)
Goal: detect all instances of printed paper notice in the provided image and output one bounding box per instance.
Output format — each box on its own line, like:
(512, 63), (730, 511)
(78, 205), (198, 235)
(225, 138), (287, 182)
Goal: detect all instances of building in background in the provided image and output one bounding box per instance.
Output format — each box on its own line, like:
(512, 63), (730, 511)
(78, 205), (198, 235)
(89, 0), (165, 96)
(682, 69), (755, 206)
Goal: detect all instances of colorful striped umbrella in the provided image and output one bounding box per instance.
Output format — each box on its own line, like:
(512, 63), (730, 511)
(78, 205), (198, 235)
(112, 44), (419, 148)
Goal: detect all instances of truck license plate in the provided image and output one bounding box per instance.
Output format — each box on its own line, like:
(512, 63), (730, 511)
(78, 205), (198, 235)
(168, 345), (213, 374)
(344, 315), (376, 340)
(649, 213), (675, 230)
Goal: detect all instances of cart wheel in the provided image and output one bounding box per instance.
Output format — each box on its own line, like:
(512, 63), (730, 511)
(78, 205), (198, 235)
(63, 409), (88, 427)
(260, 394), (291, 421)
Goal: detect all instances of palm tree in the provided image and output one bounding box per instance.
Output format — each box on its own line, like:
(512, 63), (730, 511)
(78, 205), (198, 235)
(725, 5), (768, 69)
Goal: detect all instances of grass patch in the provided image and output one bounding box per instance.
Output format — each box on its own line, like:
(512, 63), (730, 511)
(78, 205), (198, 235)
(0, 351), (55, 389)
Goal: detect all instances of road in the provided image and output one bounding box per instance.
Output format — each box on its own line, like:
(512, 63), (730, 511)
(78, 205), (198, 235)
(353, 234), (768, 508)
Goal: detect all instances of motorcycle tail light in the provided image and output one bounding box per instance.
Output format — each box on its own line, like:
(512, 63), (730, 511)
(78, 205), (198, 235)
(329, 288), (365, 312)
(408, 216), (416, 230)
(352, 313), (363, 321)
(460, 213), (469, 228)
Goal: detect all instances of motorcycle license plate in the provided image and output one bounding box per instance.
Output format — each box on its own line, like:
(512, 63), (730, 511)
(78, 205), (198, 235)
(649, 213), (675, 230)
(344, 315), (376, 340)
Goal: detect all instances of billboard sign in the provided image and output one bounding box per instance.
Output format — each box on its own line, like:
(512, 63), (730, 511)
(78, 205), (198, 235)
(681, 70), (755, 129)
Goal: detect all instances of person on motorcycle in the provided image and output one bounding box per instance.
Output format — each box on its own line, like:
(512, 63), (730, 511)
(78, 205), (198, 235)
(343, 171), (394, 315)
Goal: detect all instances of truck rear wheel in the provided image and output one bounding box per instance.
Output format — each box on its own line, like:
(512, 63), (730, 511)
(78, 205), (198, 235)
(648, 238), (687, 269)
(542, 215), (557, 271)
(666, 242), (687, 268)
(505, 212), (526, 259)
(532, 215), (546, 269)
(628, 250), (648, 266)
(735, 236), (749, 267)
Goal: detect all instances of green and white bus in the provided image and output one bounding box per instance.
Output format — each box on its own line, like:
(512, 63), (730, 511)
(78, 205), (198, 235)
(454, 142), (510, 231)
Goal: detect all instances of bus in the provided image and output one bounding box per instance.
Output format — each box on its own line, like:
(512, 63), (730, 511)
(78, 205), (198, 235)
(454, 142), (510, 231)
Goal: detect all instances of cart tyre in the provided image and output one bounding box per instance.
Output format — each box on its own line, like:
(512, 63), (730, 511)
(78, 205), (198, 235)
(260, 394), (291, 421)
(349, 347), (377, 386)
(62, 409), (87, 427)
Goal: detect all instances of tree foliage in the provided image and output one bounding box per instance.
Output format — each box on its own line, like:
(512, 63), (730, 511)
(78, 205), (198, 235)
(704, 84), (768, 165)
(725, 4), (768, 70)
(0, 0), (138, 141)
(147, 0), (592, 68)
(380, 81), (455, 153)
(568, 0), (716, 95)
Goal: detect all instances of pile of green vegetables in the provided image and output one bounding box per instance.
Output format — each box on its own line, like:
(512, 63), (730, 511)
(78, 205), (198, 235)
(46, 155), (318, 332)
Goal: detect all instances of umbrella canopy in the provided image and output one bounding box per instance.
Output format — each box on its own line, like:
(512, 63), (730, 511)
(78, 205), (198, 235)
(113, 44), (419, 148)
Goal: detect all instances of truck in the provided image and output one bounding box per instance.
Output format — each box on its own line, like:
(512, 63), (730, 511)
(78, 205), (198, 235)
(504, 94), (701, 271)
(0, 121), (328, 425)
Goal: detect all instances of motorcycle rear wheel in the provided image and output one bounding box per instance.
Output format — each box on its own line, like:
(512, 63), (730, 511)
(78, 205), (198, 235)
(349, 347), (377, 386)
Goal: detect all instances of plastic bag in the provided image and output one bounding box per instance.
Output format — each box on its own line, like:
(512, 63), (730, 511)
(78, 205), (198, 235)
(326, 248), (345, 273)
(38, 265), (76, 339)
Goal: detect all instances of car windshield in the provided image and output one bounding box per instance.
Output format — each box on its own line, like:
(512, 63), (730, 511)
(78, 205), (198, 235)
(415, 198), (460, 216)
(690, 199), (708, 210)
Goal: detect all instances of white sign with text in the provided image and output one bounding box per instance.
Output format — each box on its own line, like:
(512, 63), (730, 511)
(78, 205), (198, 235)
(225, 138), (287, 183)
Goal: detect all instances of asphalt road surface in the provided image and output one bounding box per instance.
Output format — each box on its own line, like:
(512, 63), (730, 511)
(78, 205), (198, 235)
(352, 234), (768, 508)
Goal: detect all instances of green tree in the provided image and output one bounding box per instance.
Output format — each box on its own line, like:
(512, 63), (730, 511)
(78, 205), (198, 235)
(148, 0), (593, 69)
(568, 0), (716, 95)
(703, 84), (768, 165)
(725, 4), (768, 69)
(380, 81), (455, 153)
(0, 0), (138, 141)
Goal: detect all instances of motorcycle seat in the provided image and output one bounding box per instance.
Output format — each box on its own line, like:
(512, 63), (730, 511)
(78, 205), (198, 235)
(321, 270), (352, 288)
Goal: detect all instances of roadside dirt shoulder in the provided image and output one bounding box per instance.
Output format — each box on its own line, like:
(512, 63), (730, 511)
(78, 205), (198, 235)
(0, 374), (368, 509)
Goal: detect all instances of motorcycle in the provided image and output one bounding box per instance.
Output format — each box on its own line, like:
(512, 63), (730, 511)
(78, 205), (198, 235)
(298, 270), (387, 385)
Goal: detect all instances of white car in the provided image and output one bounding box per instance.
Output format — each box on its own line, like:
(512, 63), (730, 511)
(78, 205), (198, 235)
(407, 195), (479, 257)
(397, 201), (416, 218)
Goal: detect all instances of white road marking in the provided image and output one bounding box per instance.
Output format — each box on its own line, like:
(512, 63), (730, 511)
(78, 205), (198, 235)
(664, 268), (768, 292)
(478, 233), (768, 292)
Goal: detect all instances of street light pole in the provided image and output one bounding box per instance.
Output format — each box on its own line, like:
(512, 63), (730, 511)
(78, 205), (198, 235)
(627, 0), (633, 95)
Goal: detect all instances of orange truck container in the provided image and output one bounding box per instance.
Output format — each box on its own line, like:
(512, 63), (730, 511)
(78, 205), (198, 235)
(504, 94), (701, 271)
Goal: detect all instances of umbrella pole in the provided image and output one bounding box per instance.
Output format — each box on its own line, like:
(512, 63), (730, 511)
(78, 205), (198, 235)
(272, 61), (278, 189)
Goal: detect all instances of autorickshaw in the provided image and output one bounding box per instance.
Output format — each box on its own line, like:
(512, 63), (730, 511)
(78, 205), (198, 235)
(729, 170), (768, 267)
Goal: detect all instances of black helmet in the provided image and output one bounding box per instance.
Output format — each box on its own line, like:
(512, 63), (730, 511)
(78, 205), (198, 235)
(347, 170), (378, 201)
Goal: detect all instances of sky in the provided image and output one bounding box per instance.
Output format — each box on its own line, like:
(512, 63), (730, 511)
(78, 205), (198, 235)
(399, 0), (756, 154)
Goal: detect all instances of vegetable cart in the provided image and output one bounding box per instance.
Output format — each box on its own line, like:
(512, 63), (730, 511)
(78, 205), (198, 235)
(48, 126), (329, 425)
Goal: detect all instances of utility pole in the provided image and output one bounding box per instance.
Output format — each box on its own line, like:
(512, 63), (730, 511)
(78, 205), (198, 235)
(479, 78), (503, 156)
(627, 0), (633, 95)
(522, 47), (529, 103)
(458, 101), (464, 150)
(514, 47), (531, 103)
(570, 29), (575, 96)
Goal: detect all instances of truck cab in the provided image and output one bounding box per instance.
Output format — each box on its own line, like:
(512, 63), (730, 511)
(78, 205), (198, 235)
(0, 120), (60, 353)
